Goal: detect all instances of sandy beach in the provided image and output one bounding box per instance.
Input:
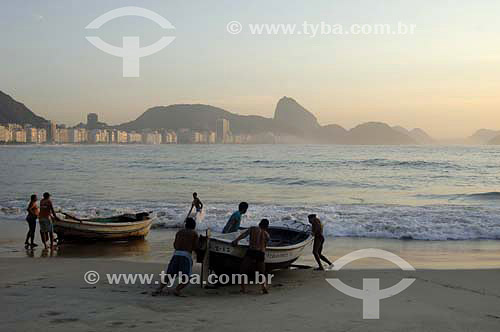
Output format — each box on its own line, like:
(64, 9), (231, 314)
(2, 257), (500, 332)
(1, 220), (499, 331)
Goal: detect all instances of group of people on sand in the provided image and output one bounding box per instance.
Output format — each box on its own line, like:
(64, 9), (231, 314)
(24, 191), (333, 295)
(25, 192), (61, 250)
(154, 196), (333, 296)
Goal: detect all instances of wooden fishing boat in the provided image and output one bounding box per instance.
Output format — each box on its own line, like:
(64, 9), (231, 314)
(196, 222), (313, 273)
(53, 212), (152, 241)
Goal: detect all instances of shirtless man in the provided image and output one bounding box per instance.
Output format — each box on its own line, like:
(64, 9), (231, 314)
(308, 214), (333, 270)
(153, 217), (199, 297)
(232, 219), (270, 294)
(39, 192), (59, 249)
(187, 192), (203, 219)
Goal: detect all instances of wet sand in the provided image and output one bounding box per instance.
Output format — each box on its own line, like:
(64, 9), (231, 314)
(2, 219), (500, 269)
(2, 219), (500, 331)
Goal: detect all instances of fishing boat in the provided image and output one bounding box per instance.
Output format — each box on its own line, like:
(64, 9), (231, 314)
(53, 212), (153, 242)
(196, 221), (313, 273)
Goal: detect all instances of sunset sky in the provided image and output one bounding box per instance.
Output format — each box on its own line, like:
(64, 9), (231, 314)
(1, 0), (499, 138)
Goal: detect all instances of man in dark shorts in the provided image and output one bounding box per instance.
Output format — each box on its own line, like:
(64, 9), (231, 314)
(187, 192), (203, 221)
(25, 194), (39, 249)
(232, 219), (270, 294)
(39, 192), (59, 249)
(153, 217), (199, 297)
(308, 214), (333, 270)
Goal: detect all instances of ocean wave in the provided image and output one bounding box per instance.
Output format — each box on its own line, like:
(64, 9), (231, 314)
(466, 192), (500, 200)
(357, 158), (463, 170)
(1, 200), (500, 241)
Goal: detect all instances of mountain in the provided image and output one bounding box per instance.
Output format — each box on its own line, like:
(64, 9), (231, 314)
(118, 104), (277, 135)
(318, 124), (348, 143)
(0, 91), (47, 127)
(468, 129), (500, 144)
(347, 122), (416, 145)
(488, 135), (500, 145)
(392, 126), (435, 144)
(273, 96), (320, 136)
(120, 98), (418, 144)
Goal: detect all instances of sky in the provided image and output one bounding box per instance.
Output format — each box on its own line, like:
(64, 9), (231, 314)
(1, 0), (499, 138)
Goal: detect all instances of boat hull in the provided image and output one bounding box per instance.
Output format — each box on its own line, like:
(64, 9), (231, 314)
(197, 228), (313, 273)
(54, 218), (152, 241)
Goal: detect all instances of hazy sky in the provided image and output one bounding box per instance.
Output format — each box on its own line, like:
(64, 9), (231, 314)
(1, 0), (499, 138)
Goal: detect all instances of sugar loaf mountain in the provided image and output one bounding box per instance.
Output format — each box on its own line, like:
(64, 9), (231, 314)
(119, 96), (426, 144)
(2, 90), (439, 144)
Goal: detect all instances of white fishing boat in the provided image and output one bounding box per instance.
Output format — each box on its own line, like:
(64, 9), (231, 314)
(53, 212), (152, 241)
(196, 221), (313, 273)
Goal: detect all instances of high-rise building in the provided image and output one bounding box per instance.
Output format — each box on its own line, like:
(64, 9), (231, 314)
(127, 131), (142, 144)
(37, 128), (47, 143)
(216, 118), (230, 143)
(0, 125), (10, 142)
(115, 130), (128, 144)
(25, 126), (38, 143)
(12, 128), (26, 143)
(87, 113), (98, 130)
(46, 121), (57, 143)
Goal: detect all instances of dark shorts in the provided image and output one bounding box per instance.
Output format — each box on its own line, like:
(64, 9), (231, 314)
(245, 249), (265, 263)
(313, 235), (325, 252)
(166, 255), (192, 276)
(26, 215), (37, 232)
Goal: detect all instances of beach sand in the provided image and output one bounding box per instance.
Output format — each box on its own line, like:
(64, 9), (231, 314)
(1, 257), (500, 332)
(1, 220), (500, 331)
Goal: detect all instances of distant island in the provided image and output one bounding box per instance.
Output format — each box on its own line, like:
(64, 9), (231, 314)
(0, 89), (498, 145)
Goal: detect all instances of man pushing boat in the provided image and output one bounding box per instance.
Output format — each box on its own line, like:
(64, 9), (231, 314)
(231, 218), (270, 294)
(153, 217), (199, 297)
(308, 214), (333, 271)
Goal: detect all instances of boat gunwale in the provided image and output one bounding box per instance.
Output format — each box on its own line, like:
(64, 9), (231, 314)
(55, 217), (153, 228)
(206, 226), (313, 251)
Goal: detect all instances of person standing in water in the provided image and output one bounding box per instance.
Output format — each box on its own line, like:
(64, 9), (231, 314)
(187, 192), (203, 219)
(25, 194), (39, 249)
(222, 202), (248, 233)
(308, 214), (333, 271)
(39, 192), (59, 249)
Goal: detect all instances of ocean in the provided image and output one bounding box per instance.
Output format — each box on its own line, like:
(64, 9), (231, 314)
(1, 144), (500, 241)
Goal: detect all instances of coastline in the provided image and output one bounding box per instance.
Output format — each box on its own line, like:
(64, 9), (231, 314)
(2, 219), (499, 269)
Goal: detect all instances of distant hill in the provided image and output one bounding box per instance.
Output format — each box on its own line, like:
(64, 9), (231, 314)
(347, 122), (416, 145)
(468, 129), (500, 144)
(392, 126), (435, 144)
(488, 135), (500, 145)
(118, 104), (278, 135)
(0, 90), (47, 127)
